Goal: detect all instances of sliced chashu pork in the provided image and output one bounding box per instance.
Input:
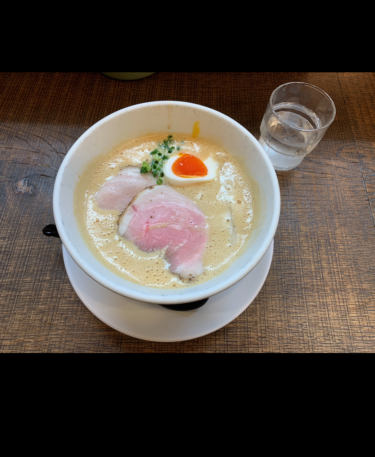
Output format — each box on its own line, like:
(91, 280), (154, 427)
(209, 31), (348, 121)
(118, 185), (208, 279)
(95, 167), (157, 212)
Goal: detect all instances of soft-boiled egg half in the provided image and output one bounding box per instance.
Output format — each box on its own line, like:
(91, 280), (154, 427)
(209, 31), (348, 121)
(164, 154), (219, 186)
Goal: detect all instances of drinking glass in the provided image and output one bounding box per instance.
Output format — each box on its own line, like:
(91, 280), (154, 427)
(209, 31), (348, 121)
(259, 82), (336, 171)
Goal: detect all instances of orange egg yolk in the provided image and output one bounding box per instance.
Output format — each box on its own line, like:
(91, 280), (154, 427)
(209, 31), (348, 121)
(172, 154), (208, 178)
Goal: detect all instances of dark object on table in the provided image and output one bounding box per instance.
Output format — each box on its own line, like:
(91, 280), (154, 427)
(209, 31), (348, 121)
(160, 298), (209, 311)
(42, 224), (60, 238)
(101, 72), (155, 81)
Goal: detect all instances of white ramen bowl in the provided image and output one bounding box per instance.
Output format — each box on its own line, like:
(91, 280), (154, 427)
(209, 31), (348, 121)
(53, 101), (280, 305)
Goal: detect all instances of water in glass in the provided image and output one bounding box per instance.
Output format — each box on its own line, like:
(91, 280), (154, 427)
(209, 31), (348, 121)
(260, 102), (321, 171)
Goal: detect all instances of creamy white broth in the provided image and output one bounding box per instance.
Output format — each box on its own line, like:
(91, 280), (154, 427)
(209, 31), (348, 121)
(74, 133), (259, 288)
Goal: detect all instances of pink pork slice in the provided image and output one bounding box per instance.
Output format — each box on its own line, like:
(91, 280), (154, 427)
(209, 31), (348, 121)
(118, 185), (208, 279)
(95, 167), (157, 212)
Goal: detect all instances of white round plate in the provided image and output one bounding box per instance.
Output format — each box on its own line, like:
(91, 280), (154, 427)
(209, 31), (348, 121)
(62, 240), (274, 342)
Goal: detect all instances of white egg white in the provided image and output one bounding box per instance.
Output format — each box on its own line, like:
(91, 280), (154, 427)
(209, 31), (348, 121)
(164, 155), (219, 186)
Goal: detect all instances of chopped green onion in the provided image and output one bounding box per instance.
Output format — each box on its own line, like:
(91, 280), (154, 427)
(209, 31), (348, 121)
(140, 136), (178, 178)
(157, 178), (163, 185)
(140, 161), (151, 173)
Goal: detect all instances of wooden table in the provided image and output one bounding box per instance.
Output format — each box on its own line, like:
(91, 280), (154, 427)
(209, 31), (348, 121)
(1, 72), (374, 353)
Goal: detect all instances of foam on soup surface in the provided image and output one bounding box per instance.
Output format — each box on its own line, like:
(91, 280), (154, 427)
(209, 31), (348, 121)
(74, 133), (259, 288)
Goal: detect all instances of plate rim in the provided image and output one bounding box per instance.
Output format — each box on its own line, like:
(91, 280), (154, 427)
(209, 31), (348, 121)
(62, 240), (274, 342)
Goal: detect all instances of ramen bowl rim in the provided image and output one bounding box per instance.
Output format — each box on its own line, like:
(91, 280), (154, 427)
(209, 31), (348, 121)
(53, 101), (280, 304)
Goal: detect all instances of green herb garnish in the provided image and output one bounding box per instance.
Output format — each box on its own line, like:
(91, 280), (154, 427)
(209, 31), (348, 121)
(140, 161), (151, 173)
(140, 135), (178, 184)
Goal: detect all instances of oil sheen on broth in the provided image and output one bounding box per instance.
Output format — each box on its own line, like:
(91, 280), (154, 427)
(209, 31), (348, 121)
(74, 133), (259, 289)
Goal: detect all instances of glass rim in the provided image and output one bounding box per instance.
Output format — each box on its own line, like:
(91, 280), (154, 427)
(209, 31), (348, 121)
(269, 82), (336, 132)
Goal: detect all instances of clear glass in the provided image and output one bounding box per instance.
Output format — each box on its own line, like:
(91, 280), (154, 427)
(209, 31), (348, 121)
(259, 82), (336, 171)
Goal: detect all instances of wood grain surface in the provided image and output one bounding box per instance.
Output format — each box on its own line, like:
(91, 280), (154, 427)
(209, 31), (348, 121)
(1, 72), (374, 353)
